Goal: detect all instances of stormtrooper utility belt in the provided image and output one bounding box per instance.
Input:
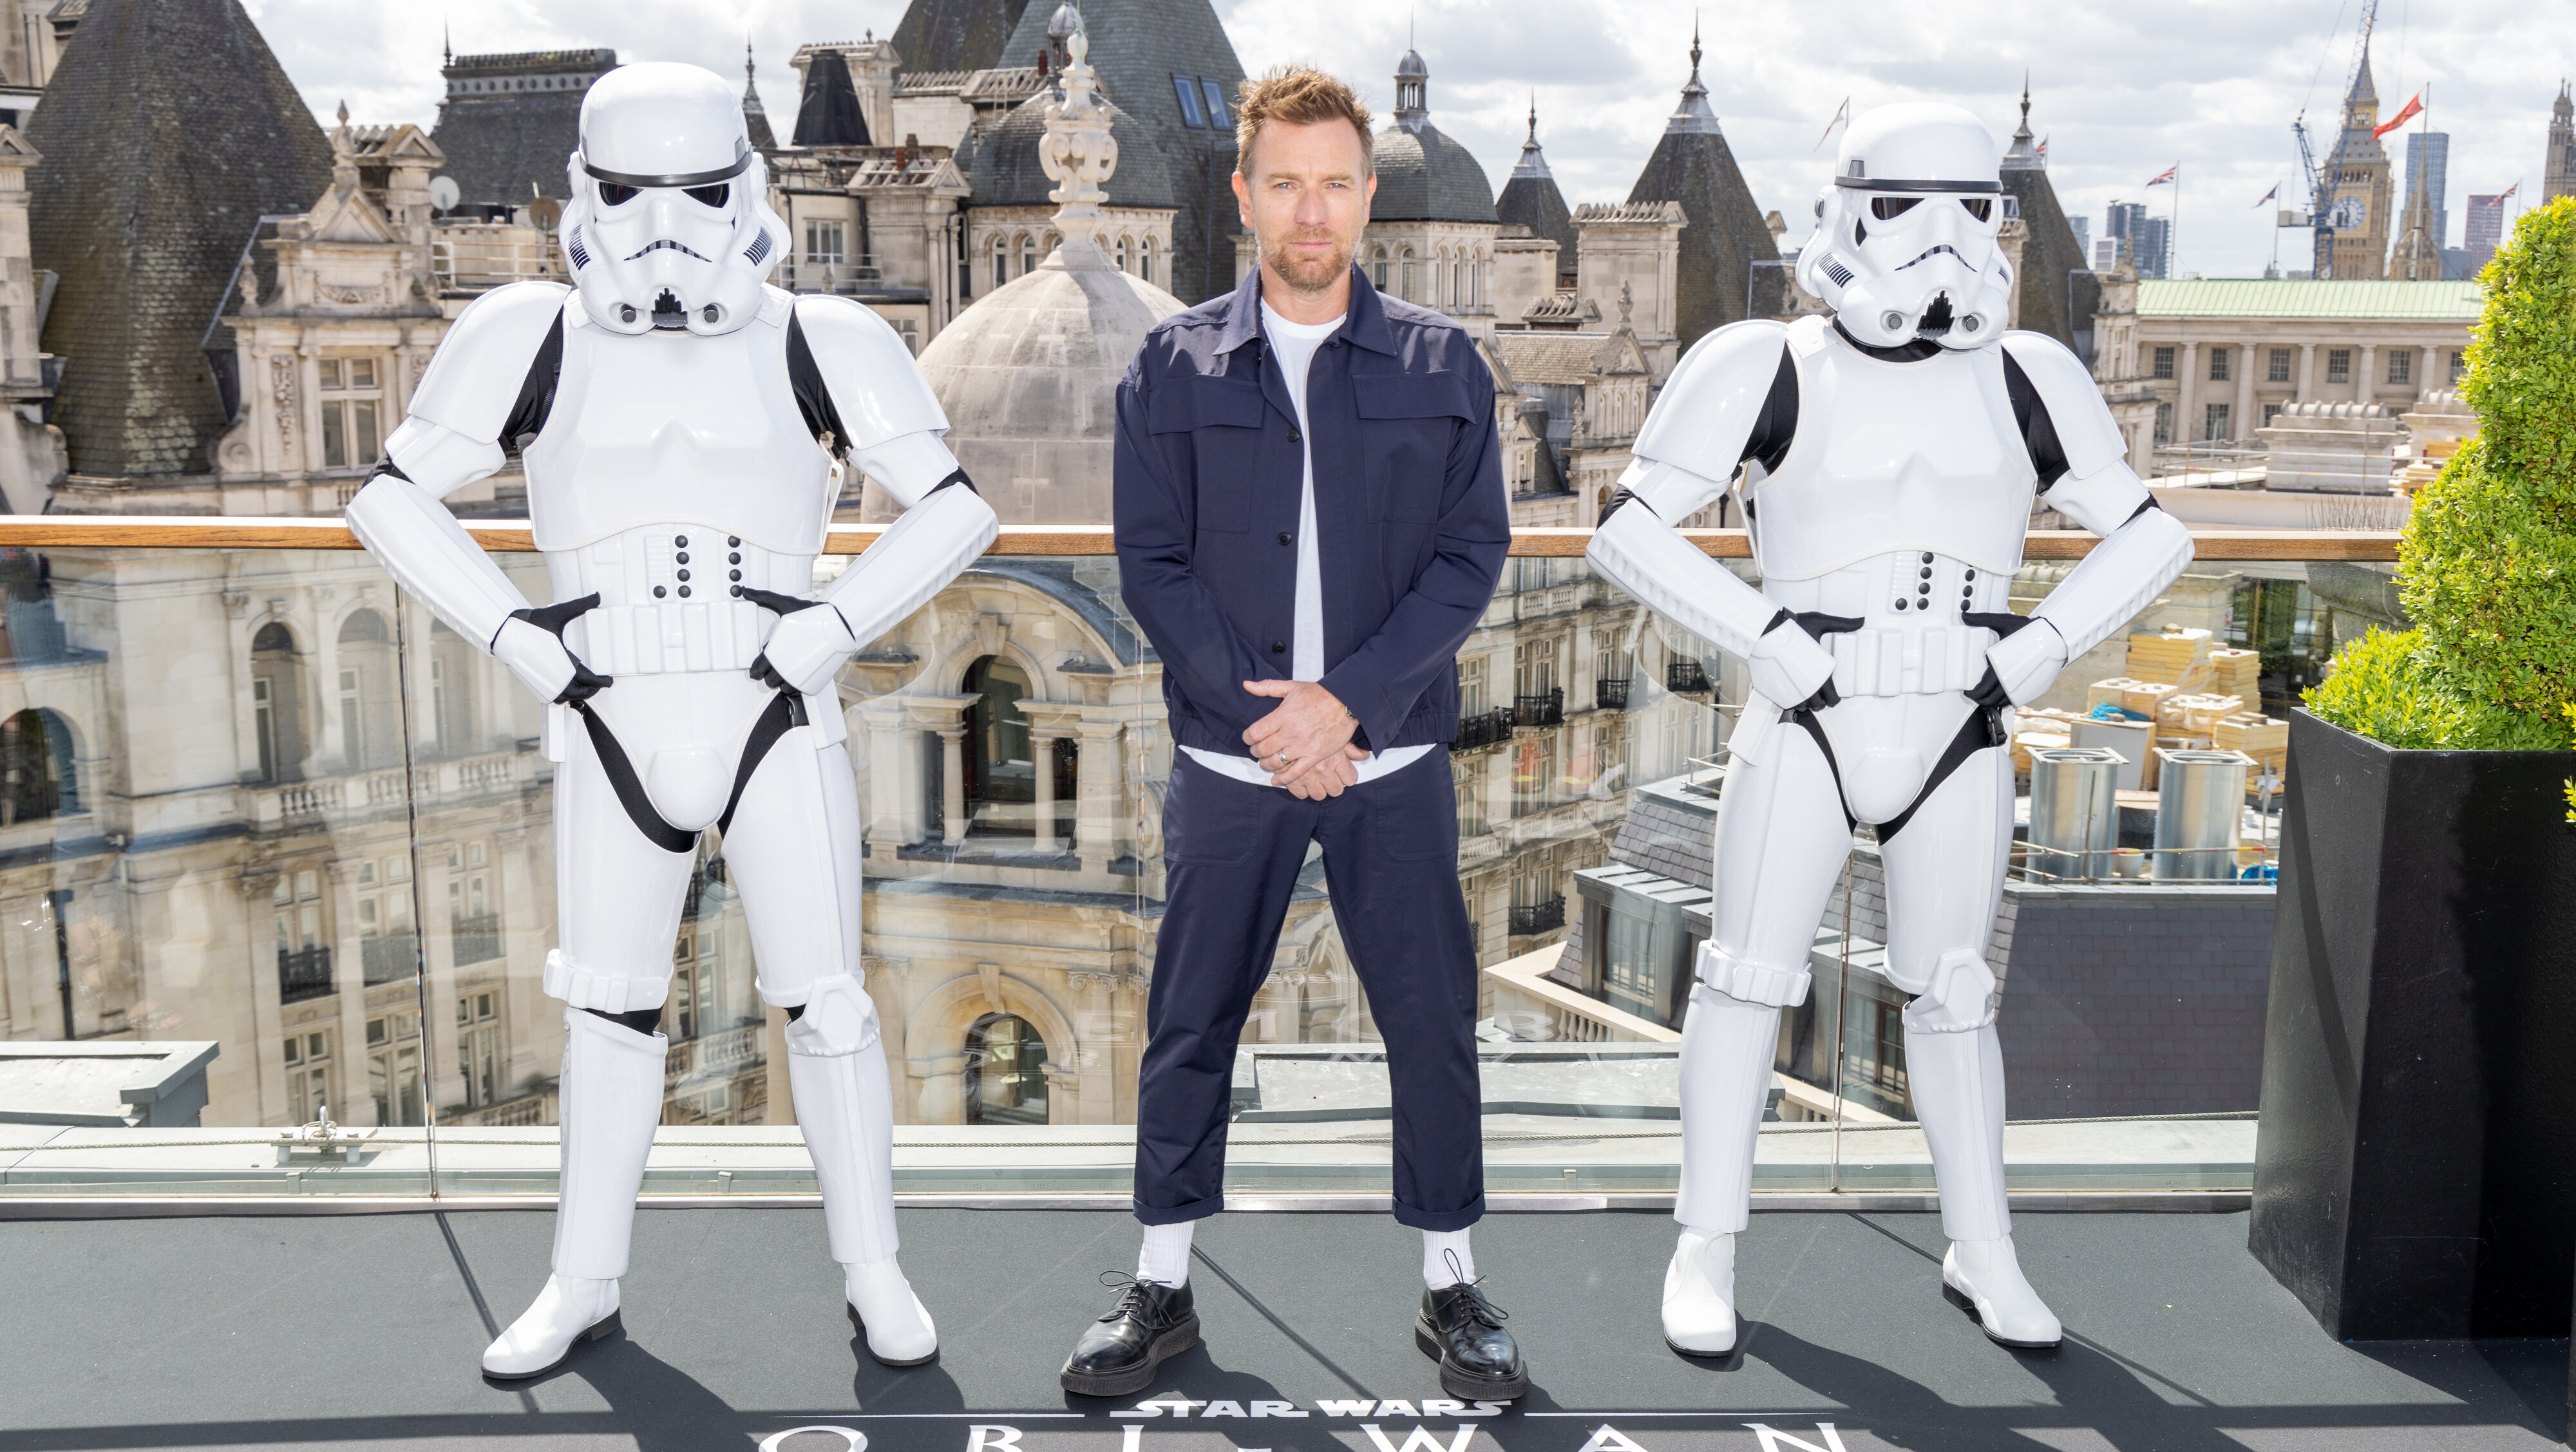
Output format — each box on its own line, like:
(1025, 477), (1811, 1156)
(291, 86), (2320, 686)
(516, 592), (811, 855)
(1776, 607), (2037, 842)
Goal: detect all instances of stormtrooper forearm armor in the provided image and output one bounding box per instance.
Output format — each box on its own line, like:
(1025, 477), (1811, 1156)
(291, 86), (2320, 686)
(815, 431), (999, 649)
(2000, 334), (2195, 664)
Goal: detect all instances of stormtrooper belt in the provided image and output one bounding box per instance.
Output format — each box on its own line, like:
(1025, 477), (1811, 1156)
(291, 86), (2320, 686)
(515, 593), (811, 854)
(1774, 608), (2025, 842)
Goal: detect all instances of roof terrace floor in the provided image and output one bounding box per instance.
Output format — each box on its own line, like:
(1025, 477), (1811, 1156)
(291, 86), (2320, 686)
(1, 1207), (2563, 1449)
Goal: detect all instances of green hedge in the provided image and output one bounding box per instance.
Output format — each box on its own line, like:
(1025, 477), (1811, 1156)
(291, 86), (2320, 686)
(2307, 198), (2576, 751)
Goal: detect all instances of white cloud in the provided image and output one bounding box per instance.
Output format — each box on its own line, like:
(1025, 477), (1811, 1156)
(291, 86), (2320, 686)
(249, 0), (2575, 277)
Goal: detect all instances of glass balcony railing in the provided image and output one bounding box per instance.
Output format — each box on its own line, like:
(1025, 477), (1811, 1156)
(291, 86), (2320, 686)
(0, 520), (2390, 1207)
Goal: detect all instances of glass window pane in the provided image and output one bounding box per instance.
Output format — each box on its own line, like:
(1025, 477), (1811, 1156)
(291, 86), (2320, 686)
(1170, 73), (1204, 128)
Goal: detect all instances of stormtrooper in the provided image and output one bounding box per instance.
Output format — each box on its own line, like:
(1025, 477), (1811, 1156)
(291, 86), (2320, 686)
(343, 63), (998, 1377)
(1587, 104), (2193, 1354)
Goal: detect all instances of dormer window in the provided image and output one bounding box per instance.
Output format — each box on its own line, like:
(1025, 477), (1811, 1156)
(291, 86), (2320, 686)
(1171, 74), (1204, 128)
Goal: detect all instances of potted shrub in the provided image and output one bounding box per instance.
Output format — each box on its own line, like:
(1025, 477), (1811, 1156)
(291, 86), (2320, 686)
(2249, 199), (2576, 1341)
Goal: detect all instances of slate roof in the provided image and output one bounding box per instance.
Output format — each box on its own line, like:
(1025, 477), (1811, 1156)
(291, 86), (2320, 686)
(793, 50), (872, 146)
(992, 0), (1243, 304)
(1490, 332), (1616, 385)
(428, 50), (615, 209)
(1373, 120), (1497, 224)
(26, 0), (334, 479)
(963, 86), (1179, 210)
(889, 0), (1036, 75)
(1998, 92), (2090, 350)
(1626, 47), (1781, 352)
(1497, 114), (1575, 283)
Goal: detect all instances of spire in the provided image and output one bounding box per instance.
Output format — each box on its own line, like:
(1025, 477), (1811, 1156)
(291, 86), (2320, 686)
(1511, 95), (1551, 180)
(442, 20), (451, 67)
(1665, 16), (1719, 135)
(1394, 44), (1428, 129)
(741, 41), (777, 151)
(1041, 5), (1116, 249)
(2002, 73), (2042, 171)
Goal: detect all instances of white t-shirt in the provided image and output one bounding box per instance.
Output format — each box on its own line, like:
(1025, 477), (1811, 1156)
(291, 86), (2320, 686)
(1180, 301), (1435, 789)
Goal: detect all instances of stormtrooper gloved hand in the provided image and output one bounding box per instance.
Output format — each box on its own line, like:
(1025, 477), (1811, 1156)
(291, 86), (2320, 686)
(1970, 617), (2070, 710)
(492, 614), (611, 704)
(743, 587), (858, 696)
(1747, 615), (1839, 712)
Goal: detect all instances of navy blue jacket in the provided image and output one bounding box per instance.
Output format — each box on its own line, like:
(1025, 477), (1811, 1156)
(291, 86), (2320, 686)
(1113, 266), (1508, 760)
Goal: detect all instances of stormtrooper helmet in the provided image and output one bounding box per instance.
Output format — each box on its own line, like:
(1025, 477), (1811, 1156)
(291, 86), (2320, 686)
(560, 62), (790, 337)
(1795, 103), (2014, 350)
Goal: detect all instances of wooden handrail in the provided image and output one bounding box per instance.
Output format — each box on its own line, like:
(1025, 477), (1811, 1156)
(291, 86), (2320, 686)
(0, 516), (2402, 561)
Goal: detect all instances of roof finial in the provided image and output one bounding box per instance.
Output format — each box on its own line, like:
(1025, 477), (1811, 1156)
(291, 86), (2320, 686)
(1690, 11), (1702, 79)
(442, 19), (451, 68)
(2020, 70), (2031, 126)
(1526, 93), (1537, 144)
(335, 99), (350, 127)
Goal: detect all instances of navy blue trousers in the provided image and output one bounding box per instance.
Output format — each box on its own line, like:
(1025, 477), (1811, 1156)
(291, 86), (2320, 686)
(1134, 748), (1484, 1231)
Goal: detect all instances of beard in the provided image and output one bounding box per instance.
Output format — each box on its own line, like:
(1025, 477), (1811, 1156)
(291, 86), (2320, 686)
(1262, 230), (1353, 295)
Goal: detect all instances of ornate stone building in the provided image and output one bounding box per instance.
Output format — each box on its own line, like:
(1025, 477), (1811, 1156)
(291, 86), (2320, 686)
(2544, 82), (2574, 205)
(2317, 47), (2394, 281)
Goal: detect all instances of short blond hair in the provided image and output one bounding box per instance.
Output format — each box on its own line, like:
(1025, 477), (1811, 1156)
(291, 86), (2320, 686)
(1234, 67), (1374, 179)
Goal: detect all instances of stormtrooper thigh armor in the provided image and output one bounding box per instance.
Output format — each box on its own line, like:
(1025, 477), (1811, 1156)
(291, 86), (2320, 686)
(343, 62), (996, 1377)
(1589, 103), (2192, 1355)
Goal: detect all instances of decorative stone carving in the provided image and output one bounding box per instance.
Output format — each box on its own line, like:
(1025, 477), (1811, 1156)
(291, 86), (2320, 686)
(1039, 20), (1116, 227)
(269, 355), (296, 444)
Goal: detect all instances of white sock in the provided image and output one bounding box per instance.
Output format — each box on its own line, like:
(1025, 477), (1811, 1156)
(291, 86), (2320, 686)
(1423, 1229), (1475, 1288)
(1136, 1221), (1193, 1287)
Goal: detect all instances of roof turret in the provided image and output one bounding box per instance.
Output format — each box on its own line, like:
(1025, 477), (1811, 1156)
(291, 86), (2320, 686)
(1371, 46), (1495, 223)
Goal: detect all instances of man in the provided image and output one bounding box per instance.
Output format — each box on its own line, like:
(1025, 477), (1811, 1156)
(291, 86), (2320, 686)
(1064, 67), (1514, 1399)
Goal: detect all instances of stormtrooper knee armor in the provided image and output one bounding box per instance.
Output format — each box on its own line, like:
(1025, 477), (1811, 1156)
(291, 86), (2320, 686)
(1588, 103), (2193, 1355)
(345, 62), (998, 1379)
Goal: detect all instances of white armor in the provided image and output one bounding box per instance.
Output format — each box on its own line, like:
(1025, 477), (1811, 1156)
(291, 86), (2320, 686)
(1587, 102), (2192, 1357)
(345, 64), (996, 1379)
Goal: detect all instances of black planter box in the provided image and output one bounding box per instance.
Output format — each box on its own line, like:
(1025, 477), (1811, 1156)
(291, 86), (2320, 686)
(2251, 709), (2576, 1339)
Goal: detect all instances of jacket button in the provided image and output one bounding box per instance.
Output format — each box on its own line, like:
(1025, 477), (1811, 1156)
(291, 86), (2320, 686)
(1278, 531), (1293, 546)
(1285, 428), (1302, 445)
(1272, 641), (1287, 654)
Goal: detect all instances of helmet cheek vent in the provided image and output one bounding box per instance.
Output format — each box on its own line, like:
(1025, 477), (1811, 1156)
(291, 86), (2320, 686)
(745, 231), (772, 266)
(1822, 256), (1855, 288)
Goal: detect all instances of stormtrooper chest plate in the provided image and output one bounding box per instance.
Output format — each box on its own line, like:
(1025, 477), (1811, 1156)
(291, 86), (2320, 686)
(522, 298), (834, 556)
(1747, 319), (2038, 582)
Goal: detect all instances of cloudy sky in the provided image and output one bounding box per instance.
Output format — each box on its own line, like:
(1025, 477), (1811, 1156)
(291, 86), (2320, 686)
(244, 0), (2574, 278)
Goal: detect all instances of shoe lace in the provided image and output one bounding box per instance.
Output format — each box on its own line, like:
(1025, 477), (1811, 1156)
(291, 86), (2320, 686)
(1438, 1253), (1509, 1330)
(1097, 1270), (1160, 1325)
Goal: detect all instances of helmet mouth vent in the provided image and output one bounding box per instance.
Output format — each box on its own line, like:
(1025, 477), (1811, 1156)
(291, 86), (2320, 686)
(1918, 296), (1955, 337)
(650, 290), (688, 330)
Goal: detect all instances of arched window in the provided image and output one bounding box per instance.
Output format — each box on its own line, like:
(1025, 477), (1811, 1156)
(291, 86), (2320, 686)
(991, 234), (1009, 292)
(0, 708), (73, 824)
(960, 654), (1034, 833)
(1454, 258), (1466, 309)
(251, 621), (307, 784)
(335, 610), (400, 771)
(1018, 232), (1036, 278)
(1115, 235), (1131, 273)
(1370, 244), (1388, 290)
(964, 1012), (1048, 1124)
(1399, 247), (1416, 301)
(1139, 236), (1154, 283)
(427, 620), (478, 758)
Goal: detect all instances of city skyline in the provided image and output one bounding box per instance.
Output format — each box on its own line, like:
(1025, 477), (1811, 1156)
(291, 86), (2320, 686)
(236, 0), (2573, 281)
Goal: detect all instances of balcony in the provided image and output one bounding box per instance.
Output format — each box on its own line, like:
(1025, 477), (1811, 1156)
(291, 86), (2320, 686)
(1667, 658), (1712, 694)
(1595, 675), (1631, 710)
(448, 913), (502, 966)
(1452, 706), (1516, 751)
(1513, 688), (1564, 728)
(275, 945), (332, 1003)
(1507, 894), (1566, 936)
(359, 933), (417, 986)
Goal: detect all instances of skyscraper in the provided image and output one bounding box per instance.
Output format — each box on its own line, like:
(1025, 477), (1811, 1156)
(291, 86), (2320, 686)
(2465, 193), (2512, 274)
(2401, 131), (2450, 252)
(2104, 202), (2167, 278)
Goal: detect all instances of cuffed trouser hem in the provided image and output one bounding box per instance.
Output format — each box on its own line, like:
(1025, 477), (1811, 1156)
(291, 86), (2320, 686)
(1394, 1194), (1485, 1233)
(1133, 1192), (1225, 1226)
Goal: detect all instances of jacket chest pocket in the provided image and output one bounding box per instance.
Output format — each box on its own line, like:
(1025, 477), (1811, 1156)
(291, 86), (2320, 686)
(1147, 376), (1268, 533)
(1356, 375), (1472, 523)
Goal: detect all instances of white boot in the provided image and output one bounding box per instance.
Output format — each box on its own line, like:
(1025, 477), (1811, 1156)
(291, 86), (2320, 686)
(1943, 1237), (2061, 1348)
(482, 1274), (621, 1379)
(486, 1008), (667, 1378)
(1661, 1228), (1739, 1355)
(787, 974), (937, 1366)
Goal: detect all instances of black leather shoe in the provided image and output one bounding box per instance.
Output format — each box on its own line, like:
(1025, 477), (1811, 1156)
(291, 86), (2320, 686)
(1415, 1279), (1528, 1400)
(1061, 1276), (1199, 1397)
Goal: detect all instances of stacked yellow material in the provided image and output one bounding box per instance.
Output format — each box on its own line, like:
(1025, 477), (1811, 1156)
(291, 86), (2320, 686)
(2213, 713), (2289, 784)
(2009, 706), (2083, 776)
(2157, 693), (2248, 743)
(2204, 648), (2261, 699)
(2125, 627), (2214, 686)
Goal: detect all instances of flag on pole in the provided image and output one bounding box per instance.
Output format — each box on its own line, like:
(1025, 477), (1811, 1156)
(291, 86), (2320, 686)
(2253, 183), (2278, 207)
(2036, 135), (2049, 160)
(2500, 180), (2520, 200)
(2372, 92), (2425, 140)
(2146, 165), (2178, 187)
(1812, 97), (1850, 152)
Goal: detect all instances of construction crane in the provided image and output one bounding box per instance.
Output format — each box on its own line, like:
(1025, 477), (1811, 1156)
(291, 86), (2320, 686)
(2286, 0), (2378, 277)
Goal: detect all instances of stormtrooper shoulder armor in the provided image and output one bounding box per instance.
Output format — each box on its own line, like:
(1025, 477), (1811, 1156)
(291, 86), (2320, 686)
(2000, 331), (2126, 484)
(404, 282), (572, 446)
(791, 294), (949, 455)
(1633, 319), (1792, 476)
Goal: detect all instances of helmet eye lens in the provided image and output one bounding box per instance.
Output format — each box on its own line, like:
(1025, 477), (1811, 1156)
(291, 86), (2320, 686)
(596, 182), (639, 208)
(685, 183), (731, 209)
(1870, 197), (1920, 221)
(1961, 198), (1993, 222)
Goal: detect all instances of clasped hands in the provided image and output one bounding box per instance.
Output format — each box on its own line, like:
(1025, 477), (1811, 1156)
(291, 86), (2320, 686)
(1242, 679), (1367, 800)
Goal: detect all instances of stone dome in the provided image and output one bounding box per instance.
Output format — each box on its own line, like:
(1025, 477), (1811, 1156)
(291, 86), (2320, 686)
(1372, 119), (1498, 223)
(911, 240), (1186, 525)
(965, 87), (1180, 211)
